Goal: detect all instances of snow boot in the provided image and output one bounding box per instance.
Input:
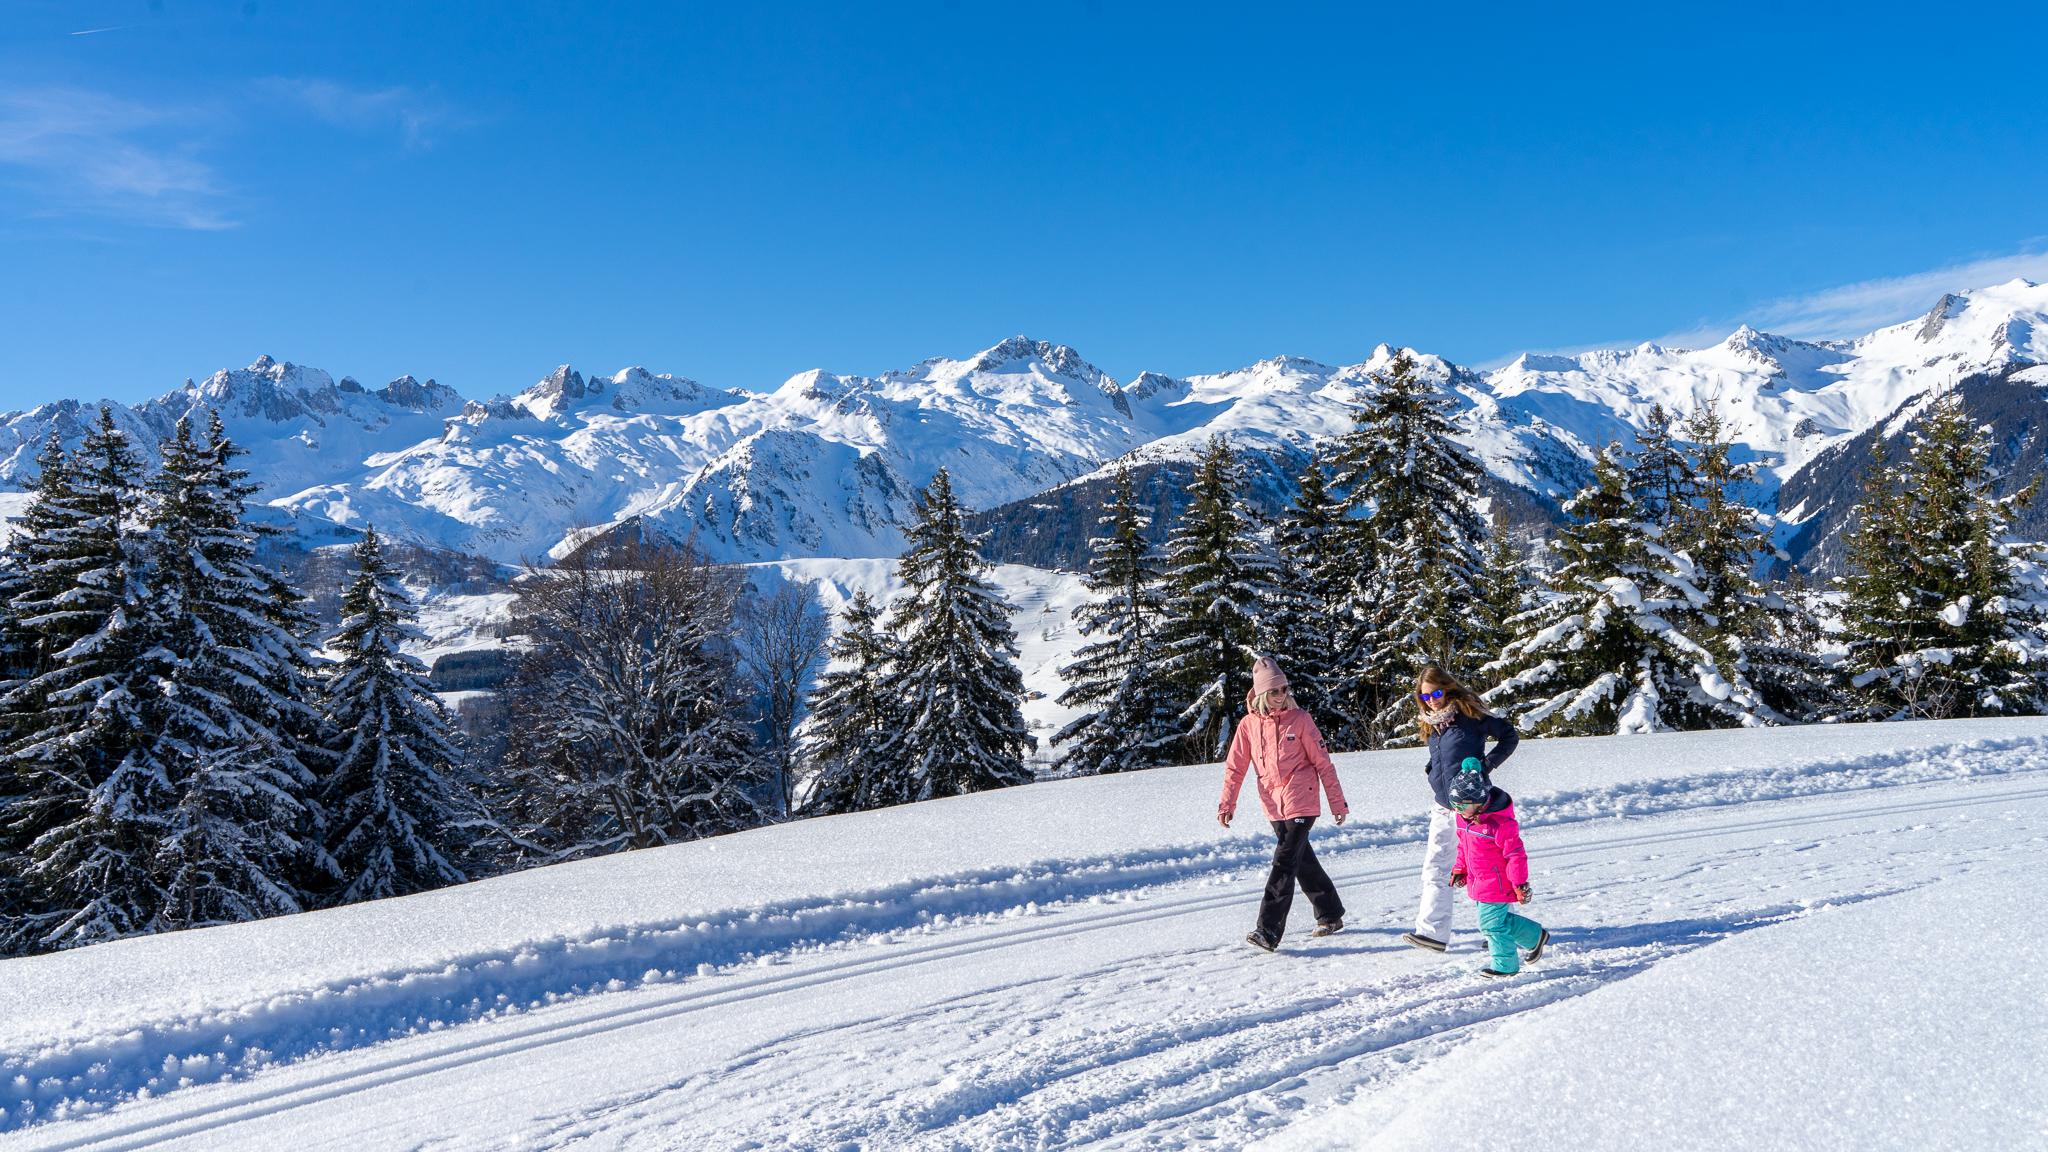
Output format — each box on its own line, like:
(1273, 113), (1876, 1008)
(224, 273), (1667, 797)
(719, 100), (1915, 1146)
(1246, 930), (1279, 953)
(1311, 919), (1343, 938)
(1401, 932), (1448, 953)
(1524, 929), (1551, 964)
(1479, 967), (1515, 979)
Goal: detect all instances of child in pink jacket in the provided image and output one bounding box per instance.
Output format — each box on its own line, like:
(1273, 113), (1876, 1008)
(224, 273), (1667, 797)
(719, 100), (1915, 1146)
(1446, 764), (1550, 977)
(1218, 657), (1349, 953)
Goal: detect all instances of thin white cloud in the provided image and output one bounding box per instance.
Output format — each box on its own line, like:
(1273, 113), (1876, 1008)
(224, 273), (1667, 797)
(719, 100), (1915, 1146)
(0, 86), (234, 229)
(1742, 248), (2048, 341)
(258, 78), (465, 149)
(1481, 246), (2048, 369)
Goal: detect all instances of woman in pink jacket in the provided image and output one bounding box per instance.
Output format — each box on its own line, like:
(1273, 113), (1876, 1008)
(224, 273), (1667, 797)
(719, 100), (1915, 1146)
(1218, 656), (1349, 952)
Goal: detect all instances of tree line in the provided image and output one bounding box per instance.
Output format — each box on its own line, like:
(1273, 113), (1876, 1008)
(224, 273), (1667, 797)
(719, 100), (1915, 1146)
(0, 410), (472, 956)
(5, 361), (2043, 953)
(804, 352), (2048, 808)
(0, 408), (841, 957)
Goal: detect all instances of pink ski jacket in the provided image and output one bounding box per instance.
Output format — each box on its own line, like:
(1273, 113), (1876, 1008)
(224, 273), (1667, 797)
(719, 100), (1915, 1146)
(1452, 804), (1530, 904)
(1218, 703), (1348, 823)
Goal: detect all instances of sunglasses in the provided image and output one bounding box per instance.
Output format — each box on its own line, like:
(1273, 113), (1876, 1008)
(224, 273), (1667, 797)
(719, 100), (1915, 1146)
(1417, 689), (1445, 702)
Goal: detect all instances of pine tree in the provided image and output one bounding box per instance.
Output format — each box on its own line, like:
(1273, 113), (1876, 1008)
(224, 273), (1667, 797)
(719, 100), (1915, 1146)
(1627, 403), (1692, 529)
(1328, 350), (1488, 744)
(1269, 455), (1355, 738)
(1474, 516), (1529, 687)
(320, 526), (471, 903)
(1839, 391), (2044, 718)
(1997, 537), (2048, 703)
(1484, 446), (1769, 735)
(143, 414), (324, 931)
(1673, 402), (1773, 662)
(798, 591), (905, 813)
(1053, 463), (1181, 775)
(1671, 401), (1816, 723)
(0, 436), (69, 949)
(885, 469), (1034, 798)
(0, 437), (64, 686)
(1749, 566), (1849, 723)
(1, 408), (167, 950)
(1156, 437), (1280, 761)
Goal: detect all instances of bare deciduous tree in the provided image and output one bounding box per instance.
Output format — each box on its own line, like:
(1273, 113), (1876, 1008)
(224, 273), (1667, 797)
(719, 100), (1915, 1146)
(737, 579), (831, 817)
(492, 538), (765, 862)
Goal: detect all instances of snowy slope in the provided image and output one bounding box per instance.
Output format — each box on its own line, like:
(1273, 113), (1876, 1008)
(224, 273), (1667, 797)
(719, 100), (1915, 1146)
(2, 718), (2044, 1148)
(6, 280), (2045, 566)
(1259, 872), (2036, 1152)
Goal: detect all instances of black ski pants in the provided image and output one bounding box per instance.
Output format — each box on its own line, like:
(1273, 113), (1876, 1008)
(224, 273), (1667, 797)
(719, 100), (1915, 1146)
(1258, 816), (1345, 942)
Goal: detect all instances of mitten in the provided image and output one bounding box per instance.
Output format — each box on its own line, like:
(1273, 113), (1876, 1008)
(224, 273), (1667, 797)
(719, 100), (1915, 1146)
(1449, 870), (1467, 888)
(1515, 883), (1533, 904)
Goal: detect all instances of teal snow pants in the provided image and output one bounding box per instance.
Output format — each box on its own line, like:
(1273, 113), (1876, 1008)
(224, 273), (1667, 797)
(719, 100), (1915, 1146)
(1474, 900), (1544, 974)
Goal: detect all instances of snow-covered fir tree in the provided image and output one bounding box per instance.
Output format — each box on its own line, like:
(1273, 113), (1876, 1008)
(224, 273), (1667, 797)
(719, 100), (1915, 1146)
(0, 436), (70, 947)
(148, 416), (339, 926)
(1671, 402), (1775, 661)
(1626, 403), (1692, 529)
(1673, 402), (1836, 722)
(1327, 350), (1489, 744)
(1839, 391), (2046, 718)
(320, 526), (472, 904)
(1748, 570), (1850, 723)
(1156, 436), (1280, 760)
(144, 414), (325, 931)
(1998, 537), (2048, 695)
(1484, 446), (1771, 735)
(1268, 455), (1356, 737)
(1053, 463), (1181, 775)
(798, 591), (903, 814)
(1, 408), (167, 950)
(884, 469), (1034, 798)
(1474, 515), (1530, 687)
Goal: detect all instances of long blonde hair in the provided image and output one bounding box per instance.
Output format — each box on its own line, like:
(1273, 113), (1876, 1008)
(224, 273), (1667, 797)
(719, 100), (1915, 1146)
(1414, 665), (1487, 743)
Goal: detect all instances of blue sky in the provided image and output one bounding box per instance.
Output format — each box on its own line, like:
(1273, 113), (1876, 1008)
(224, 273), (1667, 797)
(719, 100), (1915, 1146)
(2, 1), (2045, 407)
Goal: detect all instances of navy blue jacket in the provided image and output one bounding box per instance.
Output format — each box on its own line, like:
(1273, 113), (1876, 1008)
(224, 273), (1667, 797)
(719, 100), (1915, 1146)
(1423, 710), (1520, 810)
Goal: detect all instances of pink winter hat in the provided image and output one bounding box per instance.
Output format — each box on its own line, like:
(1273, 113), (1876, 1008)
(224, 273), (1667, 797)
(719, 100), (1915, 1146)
(1251, 656), (1289, 695)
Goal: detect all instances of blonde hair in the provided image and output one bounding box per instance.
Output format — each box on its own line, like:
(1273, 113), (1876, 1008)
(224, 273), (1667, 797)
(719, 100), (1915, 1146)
(1414, 665), (1487, 743)
(1250, 687), (1296, 716)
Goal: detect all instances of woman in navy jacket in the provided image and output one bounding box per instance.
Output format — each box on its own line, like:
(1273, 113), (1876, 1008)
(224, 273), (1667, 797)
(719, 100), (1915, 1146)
(1401, 664), (1520, 953)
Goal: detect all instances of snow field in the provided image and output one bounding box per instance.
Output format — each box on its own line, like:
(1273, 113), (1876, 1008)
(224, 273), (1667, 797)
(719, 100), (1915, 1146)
(1, 719), (2044, 1144)
(74, 752), (2043, 1151)
(1260, 867), (2039, 1151)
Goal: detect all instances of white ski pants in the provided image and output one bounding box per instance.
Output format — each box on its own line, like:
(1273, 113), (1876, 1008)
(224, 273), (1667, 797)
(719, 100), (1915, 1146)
(1413, 805), (1460, 943)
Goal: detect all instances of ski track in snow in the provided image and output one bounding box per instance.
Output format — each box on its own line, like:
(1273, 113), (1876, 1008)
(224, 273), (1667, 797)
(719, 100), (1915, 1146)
(0, 731), (2044, 1149)
(6, 733), (2046, 1139)
(510, 788), (2023, 1151)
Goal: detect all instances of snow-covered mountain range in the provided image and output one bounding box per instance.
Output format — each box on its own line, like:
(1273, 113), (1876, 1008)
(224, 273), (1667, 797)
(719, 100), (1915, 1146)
(4, 279), (2044, 567)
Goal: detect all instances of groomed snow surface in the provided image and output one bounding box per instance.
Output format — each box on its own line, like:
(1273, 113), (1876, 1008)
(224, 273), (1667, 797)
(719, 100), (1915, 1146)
(3, 719), (2045, 1150)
